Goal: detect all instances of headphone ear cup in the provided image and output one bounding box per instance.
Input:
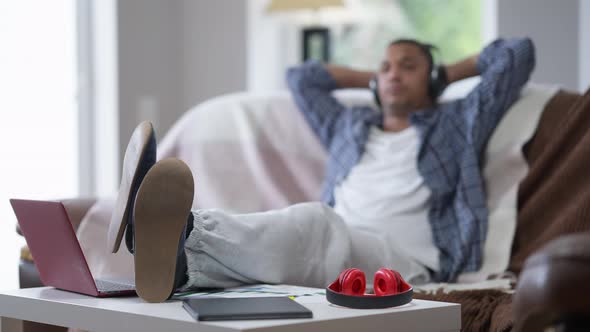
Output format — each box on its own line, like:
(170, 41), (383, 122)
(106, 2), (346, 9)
(338, 268), (366, 296)
(369, 77), (381, 108)
(429, 65), (448, 100)
(373, 268), (402, 296)
(428, 69), (436, 100)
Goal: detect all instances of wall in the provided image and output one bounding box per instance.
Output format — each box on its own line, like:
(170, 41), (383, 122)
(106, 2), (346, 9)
(247, 0), (299, 92)
(496, 0), (581, 91)
(182, 0), (247, 113)
(580, 0), (590, 91)
(117, 0), (184, 175)
(88, 0), (119, 197)
(112, 0), (247, 193)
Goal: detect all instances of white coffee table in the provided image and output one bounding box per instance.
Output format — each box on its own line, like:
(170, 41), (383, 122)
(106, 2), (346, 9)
(0, 287), (460, 332)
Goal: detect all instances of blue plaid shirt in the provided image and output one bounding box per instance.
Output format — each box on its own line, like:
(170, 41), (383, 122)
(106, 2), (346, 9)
(286, 38), (535, 281)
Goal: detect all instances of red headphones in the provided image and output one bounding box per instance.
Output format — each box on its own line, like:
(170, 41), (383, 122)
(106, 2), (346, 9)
(326, 268), (413, 309)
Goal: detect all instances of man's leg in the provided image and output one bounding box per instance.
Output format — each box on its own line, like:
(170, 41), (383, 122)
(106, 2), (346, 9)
(129, 165), (429, 298)
(109, 121), (194, 303)
(180, 202), (431, 290)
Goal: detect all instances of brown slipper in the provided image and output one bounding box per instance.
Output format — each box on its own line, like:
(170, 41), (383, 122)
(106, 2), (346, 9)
(107, 121), (156, 253)
(133, 158), (194, 303)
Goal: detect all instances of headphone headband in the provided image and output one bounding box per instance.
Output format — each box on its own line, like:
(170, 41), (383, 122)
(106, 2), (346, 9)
(325, 268), (414, 309)
(326, 280), (413, 309)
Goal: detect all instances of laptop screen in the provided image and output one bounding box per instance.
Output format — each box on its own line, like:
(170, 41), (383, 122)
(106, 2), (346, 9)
(10, 199), (98, 295)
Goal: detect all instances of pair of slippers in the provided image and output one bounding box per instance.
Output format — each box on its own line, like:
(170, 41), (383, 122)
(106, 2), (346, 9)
(107, 121), (194, 302)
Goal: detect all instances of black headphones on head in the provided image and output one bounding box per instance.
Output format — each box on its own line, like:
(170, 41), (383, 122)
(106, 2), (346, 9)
(369, 39), (448, 108)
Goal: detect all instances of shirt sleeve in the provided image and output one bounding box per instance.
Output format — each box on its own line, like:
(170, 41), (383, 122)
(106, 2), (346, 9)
(286, 60), (347, 149)
(460, 37), (536, 151)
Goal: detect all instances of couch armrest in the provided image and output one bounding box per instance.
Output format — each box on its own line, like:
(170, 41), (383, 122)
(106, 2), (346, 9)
(15, 198), (97, 236)
(513, 232), (590, 331)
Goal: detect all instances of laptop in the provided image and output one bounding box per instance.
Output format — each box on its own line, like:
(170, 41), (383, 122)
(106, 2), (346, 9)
(10, 199), (136, 297)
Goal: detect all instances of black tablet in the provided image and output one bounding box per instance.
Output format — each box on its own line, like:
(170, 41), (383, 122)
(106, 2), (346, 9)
(182, 297), (313, 321)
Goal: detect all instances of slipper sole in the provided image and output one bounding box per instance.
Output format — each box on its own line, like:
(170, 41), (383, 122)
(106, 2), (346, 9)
(107, 121), (155, 253)
(133, 158), (194, 303)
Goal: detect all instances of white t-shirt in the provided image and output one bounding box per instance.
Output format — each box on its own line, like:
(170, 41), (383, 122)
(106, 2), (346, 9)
(333, 126), (439, 271)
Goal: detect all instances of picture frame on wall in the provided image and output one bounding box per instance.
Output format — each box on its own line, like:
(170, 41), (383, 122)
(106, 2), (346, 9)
(302, 27), (331, 62)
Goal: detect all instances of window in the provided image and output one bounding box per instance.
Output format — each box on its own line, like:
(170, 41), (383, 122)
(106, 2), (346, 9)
(332, 0), (482, 70)
(0, 0), (78, 289)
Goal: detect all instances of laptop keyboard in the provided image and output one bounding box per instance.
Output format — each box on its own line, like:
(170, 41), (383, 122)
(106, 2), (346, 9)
(95, 279), (135, 292)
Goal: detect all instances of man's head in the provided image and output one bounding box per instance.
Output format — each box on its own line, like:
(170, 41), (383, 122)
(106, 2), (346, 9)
(376, 39), (436, 116)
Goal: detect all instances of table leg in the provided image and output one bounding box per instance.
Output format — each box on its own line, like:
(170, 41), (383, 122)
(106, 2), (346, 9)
(0, 317), (23, 332)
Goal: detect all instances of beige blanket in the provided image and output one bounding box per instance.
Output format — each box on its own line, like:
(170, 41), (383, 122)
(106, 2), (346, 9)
(76, 86), (558, 286)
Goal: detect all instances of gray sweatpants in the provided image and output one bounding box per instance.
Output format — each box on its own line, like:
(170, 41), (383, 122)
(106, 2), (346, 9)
(181, 202), (431, 290)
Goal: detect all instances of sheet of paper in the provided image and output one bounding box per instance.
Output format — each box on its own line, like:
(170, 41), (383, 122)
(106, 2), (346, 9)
(173, 284), (326, 301)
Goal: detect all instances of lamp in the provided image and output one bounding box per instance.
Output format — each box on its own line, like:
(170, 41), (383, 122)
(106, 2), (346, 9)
(266, 0), (345, 62)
